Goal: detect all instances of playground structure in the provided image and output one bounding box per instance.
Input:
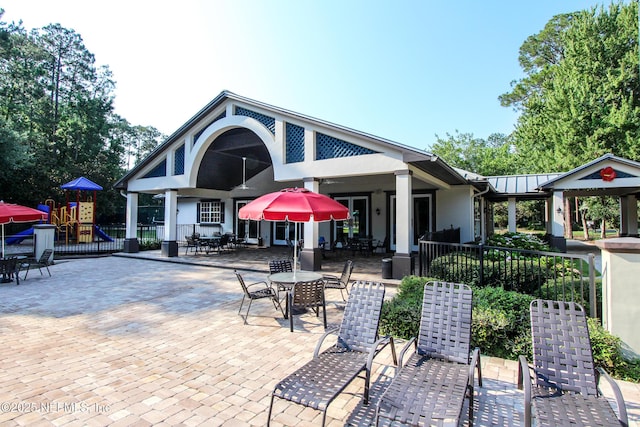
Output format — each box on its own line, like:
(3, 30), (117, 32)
(45, 177), (113, 244)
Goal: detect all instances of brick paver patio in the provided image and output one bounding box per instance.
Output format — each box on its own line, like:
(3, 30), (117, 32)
(0, 250), (637, 426)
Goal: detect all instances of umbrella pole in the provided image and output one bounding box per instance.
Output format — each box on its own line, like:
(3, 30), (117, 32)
(1, 224), (4, 258)
(293, 224), (298, 277)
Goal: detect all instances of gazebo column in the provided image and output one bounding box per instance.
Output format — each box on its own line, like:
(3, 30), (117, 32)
(550, 191), (566, 251)
(507, 197), (517, 233)
(620, 195), (638, 237)
(123, 192), (139, 253)
(393, 170), (413, 279)
(161, 189), (179, 257)
(300, 178), (322, 271)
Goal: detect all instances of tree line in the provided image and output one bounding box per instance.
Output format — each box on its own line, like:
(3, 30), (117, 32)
(430, 1), (639, 238)
(0, 11), (164, 222)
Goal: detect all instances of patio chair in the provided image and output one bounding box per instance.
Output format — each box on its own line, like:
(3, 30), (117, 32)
(323, 259), (354, 301)
(518, 299), (628, 427)
(268, 281), (396, 426)
(184, 235), (201, 255)
(268, 259), (293, 274)
(375, 281), (482, 427)
(0, 256), (20, 285)
(287, 278), (327, 332)
(22, 249), (53, 280)
(235, 270), (282, 324)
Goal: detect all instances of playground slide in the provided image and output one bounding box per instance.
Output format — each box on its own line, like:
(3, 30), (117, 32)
(94, 225), (114, 242)
(5, 227), (34, 245)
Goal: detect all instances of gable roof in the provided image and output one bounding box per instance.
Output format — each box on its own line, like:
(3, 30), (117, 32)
(114, 91), (469, 190)
(538, 153), (640, 190)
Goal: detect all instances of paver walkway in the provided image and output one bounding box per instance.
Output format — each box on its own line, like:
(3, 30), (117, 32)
(0, 251), (637, 426)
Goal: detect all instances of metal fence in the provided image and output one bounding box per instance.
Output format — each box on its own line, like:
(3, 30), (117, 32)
(417, 240), (598, 316)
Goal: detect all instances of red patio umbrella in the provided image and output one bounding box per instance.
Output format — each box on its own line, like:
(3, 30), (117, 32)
(238, 188), (350, 273)
(0, 202), (48, 257)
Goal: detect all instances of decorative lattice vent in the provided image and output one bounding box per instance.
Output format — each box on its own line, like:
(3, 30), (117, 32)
(235, 106), (275, 134)
(174, 144), (185, 175)
(286, 123), (305, 163)
(316, 132), (377, 160)
(142, 160), (167, 178)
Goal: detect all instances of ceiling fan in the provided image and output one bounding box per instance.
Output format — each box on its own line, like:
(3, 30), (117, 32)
(235, 157), (254, 190)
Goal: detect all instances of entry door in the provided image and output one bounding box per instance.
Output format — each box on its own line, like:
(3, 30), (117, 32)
(236, 200), (260, 244)
(334, 196), (369, 243)
(273, 222), (303, 246)
(390, 194), (432, 252)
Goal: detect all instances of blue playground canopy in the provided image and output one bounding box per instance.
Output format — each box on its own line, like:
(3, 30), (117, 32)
(60, 176), (103, 191)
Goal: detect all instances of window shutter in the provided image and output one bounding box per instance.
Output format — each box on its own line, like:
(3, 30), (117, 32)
(196, 202), (201, 224)
(220, 202), (225, 223)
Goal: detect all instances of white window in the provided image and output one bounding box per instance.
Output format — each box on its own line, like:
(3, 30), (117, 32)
(199, 200), (225, 224)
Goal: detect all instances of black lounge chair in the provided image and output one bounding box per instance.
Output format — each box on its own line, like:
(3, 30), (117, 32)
(268, 281), (396, 426)
(376, 281), (482, 426)
(323, 259), (354, 302)
(518, 299), (628, 427)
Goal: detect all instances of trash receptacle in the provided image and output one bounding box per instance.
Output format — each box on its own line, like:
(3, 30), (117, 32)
(382, 258), (392, 279)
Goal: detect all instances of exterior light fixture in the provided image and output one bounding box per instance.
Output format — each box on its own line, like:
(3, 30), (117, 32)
(376, 208), (381, 216)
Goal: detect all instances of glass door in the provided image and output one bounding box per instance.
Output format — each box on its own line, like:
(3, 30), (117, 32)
(334, 196), (369, 244)
(236, 200), (260, 244)
(272, 221), (302, 246)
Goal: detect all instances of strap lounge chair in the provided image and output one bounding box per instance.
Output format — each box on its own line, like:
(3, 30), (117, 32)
(268, 281), (396, 426)
(518, 299), (628, 427)
(323, 259), (354, 301)
(376, 281), (482, 426)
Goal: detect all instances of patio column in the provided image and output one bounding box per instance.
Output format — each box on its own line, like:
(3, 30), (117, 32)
(595, 237), (640, 355)
(123, 192), (139, 253)
(393, 170), (413, 279)
(620, 195), (638, 237)
(550, 191), (566, 251)
(300, 178), (322, 271)
(507, 197), (517, 233)
(161, 189), (179, 257)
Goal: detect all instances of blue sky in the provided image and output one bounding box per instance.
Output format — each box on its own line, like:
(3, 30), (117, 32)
(1, 0), (607, 151)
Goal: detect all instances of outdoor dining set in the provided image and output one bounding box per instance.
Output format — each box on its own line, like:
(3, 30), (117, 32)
(184, 232), (246, 255)
(234, 259), (629, 426)
(0, 249), (53, 285)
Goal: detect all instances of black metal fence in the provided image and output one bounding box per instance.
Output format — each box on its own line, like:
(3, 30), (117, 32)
(417, 240), (598, 316)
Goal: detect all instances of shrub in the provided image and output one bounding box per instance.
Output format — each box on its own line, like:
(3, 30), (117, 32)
(486, 232), (552, 252)
(139, 239), (162, 251)
(379, 276), (426, 339)
(472, 286), (534, 359)
(588, 318), (640, 382)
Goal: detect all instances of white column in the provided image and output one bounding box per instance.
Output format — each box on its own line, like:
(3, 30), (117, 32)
(508, 197), (517, 233)
(552, 191), (564, 237)
(161, 189), (179, 257)
(394, 170), (412, 255)
(303, 179), (319, 250)
(392, 170), (413, 279)
(300, 178), (322, 271)
(620, 195), (638, 237)
(125, 192), (139, 239)
(164, 190), (178, 242)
